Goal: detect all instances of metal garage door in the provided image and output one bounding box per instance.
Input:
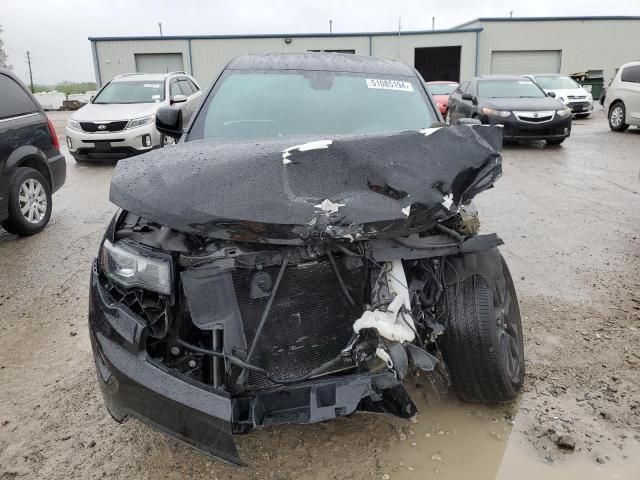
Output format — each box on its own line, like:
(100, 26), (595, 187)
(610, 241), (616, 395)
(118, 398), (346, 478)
(490, 50), (561, 75)
(135, 53), (184, 74)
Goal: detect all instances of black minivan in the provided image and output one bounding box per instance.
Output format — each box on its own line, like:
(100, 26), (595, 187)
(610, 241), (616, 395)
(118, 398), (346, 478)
(0, 68), (66, 235)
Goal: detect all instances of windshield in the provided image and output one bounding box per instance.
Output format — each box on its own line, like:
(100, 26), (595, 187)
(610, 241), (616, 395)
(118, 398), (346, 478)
(478, 79), (546, 98)
(190, 70), (435, 141)
(533, 76), (580, 90)
(93, 81), (165, 104)
(427, 83), (458, 95)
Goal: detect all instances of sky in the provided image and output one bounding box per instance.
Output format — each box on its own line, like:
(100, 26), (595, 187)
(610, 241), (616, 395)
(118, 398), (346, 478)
(1, 0), (639, 85)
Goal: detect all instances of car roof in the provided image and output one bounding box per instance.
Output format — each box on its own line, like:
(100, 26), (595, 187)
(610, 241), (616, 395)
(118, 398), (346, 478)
(526, 73), (569, 77)
(475, 75), (525, 81)
(621, 61), (640, 68)
(225, 52), (417, 76)
(111, 72), (186, 83)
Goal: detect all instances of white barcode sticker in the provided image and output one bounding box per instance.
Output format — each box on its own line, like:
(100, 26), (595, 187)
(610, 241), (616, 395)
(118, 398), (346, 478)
(366, 78), (414, 91)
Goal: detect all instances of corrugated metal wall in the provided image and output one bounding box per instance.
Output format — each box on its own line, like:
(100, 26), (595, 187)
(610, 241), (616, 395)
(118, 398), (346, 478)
(94, 39), (191, 84)
(93, 32), (476, 88)
(92, 19), (640, 89)
(190, 36), (371, 86)
(371, 32), (477, 80)
(477, 19), (640, 82)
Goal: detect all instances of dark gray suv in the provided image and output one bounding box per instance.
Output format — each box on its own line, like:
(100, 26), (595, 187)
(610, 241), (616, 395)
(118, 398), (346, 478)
(0, 68), (66, 235)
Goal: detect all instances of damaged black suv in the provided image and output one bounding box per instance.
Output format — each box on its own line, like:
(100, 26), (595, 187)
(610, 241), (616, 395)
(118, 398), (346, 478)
(89, 53), (524, 465)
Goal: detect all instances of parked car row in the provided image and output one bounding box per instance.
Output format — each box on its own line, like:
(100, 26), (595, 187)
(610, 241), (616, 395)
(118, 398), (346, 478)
(425, 62), (640, 140)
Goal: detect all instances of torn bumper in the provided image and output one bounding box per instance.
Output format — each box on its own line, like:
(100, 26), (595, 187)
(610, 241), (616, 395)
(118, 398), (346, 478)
(88, 263), (411, 465)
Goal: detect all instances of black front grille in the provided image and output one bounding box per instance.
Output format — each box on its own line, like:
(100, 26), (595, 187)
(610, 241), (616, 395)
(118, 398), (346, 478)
(80, 121), (128, 132)
(508, 127), (566, 137)
(233, 259), (366, 390)
(517, 115), (553, 123)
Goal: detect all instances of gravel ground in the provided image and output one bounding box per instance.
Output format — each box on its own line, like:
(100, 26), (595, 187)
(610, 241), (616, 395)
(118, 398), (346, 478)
(0, 111), (639, 479)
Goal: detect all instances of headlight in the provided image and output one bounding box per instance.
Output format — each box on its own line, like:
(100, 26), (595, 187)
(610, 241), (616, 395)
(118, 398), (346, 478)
(557, 96), (567, 103)
(100, 239), (172, 295)
(587, 93), (593, 101)
(126, 115), (155, 129)
(67, 118), (82, 131)
(557, 108), (571, 118)
(481, 108), (511, 118)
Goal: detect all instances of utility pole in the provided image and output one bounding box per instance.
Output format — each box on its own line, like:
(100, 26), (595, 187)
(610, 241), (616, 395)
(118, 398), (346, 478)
(329, 19), (332, 34)
(432, 16), (435, 30)
(158, 22), (163, 36)
(25, 51), (34, 93)
(510, 11), (513, 18)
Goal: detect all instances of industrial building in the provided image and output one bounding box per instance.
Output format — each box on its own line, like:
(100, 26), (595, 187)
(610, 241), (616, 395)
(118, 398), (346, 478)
(89, 16), (640, 89)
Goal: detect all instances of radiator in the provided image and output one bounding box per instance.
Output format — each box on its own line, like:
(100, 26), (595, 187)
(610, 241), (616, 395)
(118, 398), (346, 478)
(232, 259), (365, 390)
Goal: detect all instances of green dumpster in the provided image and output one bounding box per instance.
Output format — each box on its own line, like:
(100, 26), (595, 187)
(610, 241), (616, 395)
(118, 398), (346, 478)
(570, 70), (604, 100)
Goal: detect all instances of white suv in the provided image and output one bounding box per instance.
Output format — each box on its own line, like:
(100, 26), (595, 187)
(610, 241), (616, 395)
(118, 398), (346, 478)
(604, 62), (640, 132)
(65, 72), (202, 162)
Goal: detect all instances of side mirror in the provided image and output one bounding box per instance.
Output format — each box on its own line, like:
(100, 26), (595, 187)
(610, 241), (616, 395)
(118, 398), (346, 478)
(156, 106), (183, 140)
(547, 91), (556, 98)
(458, 118), (482, 126)
(461, 93), (476, 104)
(170, 94), (187, 105)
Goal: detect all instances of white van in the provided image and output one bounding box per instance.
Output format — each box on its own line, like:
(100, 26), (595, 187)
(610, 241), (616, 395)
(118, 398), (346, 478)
(603, 61), (640, 132)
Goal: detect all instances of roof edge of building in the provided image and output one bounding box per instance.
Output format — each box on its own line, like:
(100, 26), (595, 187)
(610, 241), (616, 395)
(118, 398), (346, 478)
(88, 27), (482, 42)
(452, 15), (640, 30)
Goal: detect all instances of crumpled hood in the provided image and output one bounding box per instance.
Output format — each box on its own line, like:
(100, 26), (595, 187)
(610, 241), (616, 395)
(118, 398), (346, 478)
(109, 125), (503, 243)
(72, 102), (160, 122)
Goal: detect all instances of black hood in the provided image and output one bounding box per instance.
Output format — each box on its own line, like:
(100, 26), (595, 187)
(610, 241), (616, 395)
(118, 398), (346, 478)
(480, 96), (565, 111)
(109, 125), (503, 243)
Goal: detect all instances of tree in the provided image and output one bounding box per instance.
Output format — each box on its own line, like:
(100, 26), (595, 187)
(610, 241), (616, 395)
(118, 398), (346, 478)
(55, 81), (97, 98)
(0, 25), (12, 69)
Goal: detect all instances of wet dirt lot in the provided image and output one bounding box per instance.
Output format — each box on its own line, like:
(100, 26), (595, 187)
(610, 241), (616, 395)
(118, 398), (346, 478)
(1, 111), (639, 479)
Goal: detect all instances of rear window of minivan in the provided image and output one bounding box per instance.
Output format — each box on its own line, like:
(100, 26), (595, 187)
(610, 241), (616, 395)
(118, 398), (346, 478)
(0, 74), (39, 120)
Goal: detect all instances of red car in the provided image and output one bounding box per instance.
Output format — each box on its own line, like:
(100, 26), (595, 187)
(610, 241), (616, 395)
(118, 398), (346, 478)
(426, 81), (459, 117)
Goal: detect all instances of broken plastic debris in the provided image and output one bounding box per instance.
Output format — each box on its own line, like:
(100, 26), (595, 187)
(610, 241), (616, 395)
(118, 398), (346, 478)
(314, 199), (345, 214)
(353, 260), (416, 343)
(441, 193), (454, 210)
(282, 139), (333, 164)
(401, 205), (411, 217)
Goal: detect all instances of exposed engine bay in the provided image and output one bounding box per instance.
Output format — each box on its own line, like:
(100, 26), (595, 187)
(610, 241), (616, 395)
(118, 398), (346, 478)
(90, 125), (523, 465)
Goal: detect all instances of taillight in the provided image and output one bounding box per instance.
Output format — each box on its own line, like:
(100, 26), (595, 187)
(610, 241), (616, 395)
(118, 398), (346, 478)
(47, 117), (60, 150)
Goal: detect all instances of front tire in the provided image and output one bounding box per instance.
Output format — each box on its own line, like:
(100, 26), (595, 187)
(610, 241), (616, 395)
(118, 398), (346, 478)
(441, 254), (524, 403)
(608, 102), (629, 132)
(1, 167), (52, 236)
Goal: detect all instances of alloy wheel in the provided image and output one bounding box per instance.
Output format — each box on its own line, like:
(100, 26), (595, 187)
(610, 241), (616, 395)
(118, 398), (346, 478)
(18, 178), (48, 224)
(494, 275), (521, 383)
(610, 106), (623, 127)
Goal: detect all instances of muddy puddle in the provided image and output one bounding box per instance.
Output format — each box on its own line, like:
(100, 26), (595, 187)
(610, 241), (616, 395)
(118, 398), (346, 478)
(380, 386), (639, 480)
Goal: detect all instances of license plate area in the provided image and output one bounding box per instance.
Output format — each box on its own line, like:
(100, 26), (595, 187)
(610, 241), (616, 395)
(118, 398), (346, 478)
(93, 142), (112, 153)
